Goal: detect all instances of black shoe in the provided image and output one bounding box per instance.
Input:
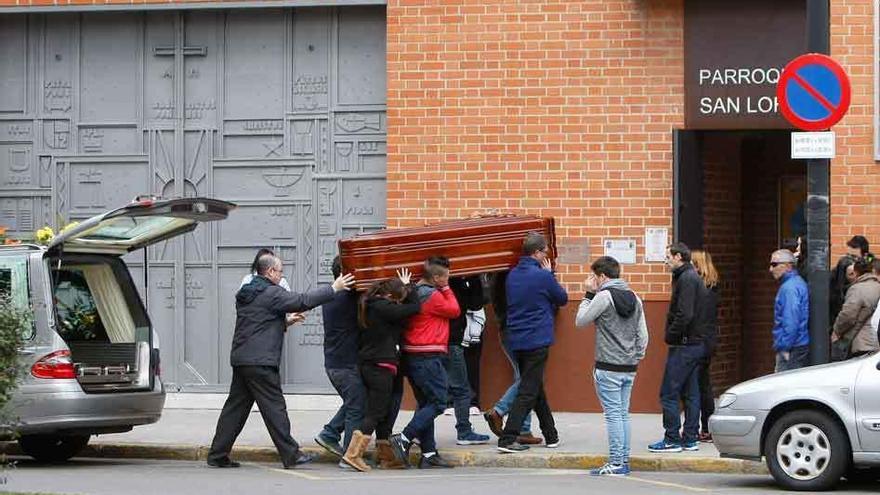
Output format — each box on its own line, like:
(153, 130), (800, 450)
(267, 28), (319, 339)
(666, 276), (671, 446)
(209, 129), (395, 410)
(389, 434), (412, 467)
(284, 451), (317, 468)
(497, 442), (530, 453)
(418, 454), (454, 469)
(207, 458), (241, 468)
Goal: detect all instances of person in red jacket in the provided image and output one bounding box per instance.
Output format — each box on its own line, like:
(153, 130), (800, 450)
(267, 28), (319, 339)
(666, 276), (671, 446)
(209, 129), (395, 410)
(390, 256), (460, 469)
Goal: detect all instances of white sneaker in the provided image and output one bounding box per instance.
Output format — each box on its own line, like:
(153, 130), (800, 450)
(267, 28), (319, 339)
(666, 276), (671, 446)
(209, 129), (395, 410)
(469, 406), (481, 416)
(443, 407), (454, 416)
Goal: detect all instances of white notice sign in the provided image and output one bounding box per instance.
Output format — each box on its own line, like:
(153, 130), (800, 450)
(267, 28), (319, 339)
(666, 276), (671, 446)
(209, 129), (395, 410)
(644, 228), (668, 262)
(791, 131), (835, 159)
(603, 239), (636, 264)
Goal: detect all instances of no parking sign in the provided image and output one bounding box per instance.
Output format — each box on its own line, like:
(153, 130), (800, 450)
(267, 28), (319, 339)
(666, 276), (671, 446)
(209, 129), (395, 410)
(776, 53), (851, 131)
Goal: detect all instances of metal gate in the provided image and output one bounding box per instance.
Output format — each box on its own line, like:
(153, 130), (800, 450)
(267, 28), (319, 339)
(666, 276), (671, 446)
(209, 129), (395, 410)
(0, 6), (387, 393)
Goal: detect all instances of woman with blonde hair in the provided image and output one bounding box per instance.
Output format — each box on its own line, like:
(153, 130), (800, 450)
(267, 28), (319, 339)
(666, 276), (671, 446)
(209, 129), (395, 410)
(690, 249), (719, 443)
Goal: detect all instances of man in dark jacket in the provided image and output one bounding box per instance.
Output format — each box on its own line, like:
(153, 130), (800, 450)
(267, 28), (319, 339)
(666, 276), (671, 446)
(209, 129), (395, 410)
(648, 242), (709, 453)
(207, 254), (354, 469)
(315, 256), (366, 467)
(497, 233), (568, 453)
(445, 276), (490, 445)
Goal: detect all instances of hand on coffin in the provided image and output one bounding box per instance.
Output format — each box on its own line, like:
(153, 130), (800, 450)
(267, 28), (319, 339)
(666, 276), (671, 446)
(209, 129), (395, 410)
(286, 312), (306, 327)
(332, 273), (356, 292)
(397, 267), (412, 285)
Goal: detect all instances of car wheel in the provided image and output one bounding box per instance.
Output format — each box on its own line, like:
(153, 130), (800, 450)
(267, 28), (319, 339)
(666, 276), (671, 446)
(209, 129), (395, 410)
(763, 410), (850, 491)
(18, 434), (90, 463)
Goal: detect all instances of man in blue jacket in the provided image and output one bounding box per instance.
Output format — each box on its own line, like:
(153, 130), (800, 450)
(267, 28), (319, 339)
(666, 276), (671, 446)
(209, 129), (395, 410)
(497, 233), (568, 453)
(769, 249), (810, 372)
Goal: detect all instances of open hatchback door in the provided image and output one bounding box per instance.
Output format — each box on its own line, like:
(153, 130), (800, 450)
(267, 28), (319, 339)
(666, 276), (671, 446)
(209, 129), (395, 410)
(47, 197), (236, 255)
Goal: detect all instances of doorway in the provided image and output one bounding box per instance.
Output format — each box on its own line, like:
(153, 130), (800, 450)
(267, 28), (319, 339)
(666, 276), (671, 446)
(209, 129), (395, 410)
(675, 130), (808, 391)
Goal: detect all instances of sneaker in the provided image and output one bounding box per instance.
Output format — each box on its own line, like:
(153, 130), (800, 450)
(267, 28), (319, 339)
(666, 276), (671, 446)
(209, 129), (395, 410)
(314, 434), (343, 458)
(389, 433), (412, 467)
(284, 451), (317, 468)
(418, 454), (455, 469)
(682, 441), (700, 452)
(648, 440), (683, 453)
(590, 463), (631, 476)
(699, 432), (713, 443)
(443, 407), (455, 416)
(483, 409), (504, 437)
(469, 406), (482, 416)
(497, 442), (530, 453)
(456, 431), (491, 445)
(545, 436), (561, 448)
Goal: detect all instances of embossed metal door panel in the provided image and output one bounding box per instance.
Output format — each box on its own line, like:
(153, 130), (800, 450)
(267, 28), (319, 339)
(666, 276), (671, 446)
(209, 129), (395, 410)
(0, 6), (386, 393)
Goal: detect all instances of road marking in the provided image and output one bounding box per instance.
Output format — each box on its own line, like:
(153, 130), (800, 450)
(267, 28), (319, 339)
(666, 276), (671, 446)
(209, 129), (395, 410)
(623, 475), (711, 493)
(265, 467), (324, 481)
(256, 464), (587, 482)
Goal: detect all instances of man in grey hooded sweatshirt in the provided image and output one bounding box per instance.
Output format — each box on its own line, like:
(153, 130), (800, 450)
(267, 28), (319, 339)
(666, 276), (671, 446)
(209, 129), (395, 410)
(575, 256), (648, 477)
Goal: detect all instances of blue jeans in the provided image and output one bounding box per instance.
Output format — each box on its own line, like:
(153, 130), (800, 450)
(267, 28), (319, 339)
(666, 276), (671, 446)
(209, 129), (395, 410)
(444, 345), (474, 436)
(319, 367), (365, 450)
(775, 345), (810, 373)
(594, 369), (636, 465)
(402, 354), (448, 454)
(659, 344), (705, 444)
(493, 338), (532, 433)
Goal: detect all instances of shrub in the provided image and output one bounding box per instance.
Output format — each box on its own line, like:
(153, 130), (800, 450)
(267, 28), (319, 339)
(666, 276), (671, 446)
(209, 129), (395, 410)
(0, 295), (31, 425)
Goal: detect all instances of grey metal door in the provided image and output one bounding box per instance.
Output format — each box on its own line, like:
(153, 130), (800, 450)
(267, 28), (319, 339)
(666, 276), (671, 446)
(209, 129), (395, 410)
(0, 6), (387, 393)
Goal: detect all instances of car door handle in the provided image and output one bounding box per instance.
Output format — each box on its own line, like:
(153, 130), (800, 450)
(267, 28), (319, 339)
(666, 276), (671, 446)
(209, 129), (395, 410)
(862, 419), (880, 431)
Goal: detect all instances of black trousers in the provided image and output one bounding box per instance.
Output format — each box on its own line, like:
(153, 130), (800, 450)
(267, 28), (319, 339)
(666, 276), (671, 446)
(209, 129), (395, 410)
(698, 355), (714, 433)
(464, 343), (482, 408)
(499, 346), (557, 446)
(208, 365), (301, 467)
(359, 363), (402, 439)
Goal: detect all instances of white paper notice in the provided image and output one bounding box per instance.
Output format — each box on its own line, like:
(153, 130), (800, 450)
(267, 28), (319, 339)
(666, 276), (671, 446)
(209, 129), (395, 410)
(645, 227), (668, 262)
(603, 239), (637, 264)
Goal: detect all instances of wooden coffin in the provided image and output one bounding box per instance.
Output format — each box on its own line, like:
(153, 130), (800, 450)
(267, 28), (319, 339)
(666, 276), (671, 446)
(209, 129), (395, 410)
(338, 215), (556, 290)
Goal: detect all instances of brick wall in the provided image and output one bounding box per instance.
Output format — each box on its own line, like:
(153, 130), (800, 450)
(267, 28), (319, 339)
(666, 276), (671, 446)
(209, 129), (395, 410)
(702, 132), (744, 391)
(831, 1), (876, 260)
(386, 0), (684, 300)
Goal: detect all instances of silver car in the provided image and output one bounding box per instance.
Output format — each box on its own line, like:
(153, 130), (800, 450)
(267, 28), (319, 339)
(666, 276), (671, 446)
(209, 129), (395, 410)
(710, 352), (880, 490)
(1, 197), (235, 462)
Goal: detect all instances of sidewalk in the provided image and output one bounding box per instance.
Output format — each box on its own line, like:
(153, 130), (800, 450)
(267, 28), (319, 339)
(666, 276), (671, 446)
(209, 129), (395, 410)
(3, 394), (766, 474)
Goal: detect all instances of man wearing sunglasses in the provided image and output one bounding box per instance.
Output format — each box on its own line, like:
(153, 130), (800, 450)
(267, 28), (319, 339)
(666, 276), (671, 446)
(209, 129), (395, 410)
(769, 249), (810, 373)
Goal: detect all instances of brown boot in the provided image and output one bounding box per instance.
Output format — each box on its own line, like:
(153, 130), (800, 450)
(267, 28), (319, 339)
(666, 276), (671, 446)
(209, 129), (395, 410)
(342, 431), (372, 472)
(483, 409), (504, 437)
(375, 439), (406, 469)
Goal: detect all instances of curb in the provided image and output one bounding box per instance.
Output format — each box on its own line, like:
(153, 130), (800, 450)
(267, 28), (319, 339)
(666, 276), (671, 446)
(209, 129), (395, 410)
(1, 441), (767, 475)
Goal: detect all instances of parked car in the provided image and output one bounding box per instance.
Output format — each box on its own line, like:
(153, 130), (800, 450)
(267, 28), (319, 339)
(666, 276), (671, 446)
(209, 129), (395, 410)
(0, 197), (235, 462)
(710, 352), (880, 490)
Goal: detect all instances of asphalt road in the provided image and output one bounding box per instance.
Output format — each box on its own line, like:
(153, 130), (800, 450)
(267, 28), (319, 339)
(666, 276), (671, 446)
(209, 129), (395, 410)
(1, 457), (878, 495)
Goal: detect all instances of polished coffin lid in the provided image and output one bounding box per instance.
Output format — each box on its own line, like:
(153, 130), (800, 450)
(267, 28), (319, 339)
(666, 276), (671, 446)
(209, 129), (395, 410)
(338, 215), (556, 290)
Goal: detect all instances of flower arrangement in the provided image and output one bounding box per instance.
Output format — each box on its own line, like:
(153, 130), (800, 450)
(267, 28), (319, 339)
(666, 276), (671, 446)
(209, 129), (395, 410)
(33, 222), (80, 246)
(0, 226), (21, 246)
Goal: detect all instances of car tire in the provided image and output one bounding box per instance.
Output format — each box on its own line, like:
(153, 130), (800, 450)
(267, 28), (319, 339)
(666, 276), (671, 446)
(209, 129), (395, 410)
(18, 434), (90, 463)
(763, 410), (850, 491)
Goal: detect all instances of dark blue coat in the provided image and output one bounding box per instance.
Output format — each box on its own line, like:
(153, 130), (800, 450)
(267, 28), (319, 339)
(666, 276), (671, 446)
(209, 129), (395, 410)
(505, 257), (568, 352)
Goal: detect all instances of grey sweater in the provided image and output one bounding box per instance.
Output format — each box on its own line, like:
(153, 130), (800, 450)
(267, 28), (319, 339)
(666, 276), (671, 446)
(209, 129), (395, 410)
(575, 279), (649, 372)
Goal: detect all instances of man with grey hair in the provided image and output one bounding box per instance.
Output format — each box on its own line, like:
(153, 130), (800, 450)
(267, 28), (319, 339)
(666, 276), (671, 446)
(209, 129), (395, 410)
(208, 254), (355, 469)
(769, 249), (810, 372)
(496, 232), (567, 453)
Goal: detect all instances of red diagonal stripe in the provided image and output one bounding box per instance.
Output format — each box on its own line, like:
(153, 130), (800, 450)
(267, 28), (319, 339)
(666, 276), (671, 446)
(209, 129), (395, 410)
(790, 71), (837, 113)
